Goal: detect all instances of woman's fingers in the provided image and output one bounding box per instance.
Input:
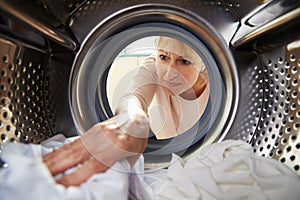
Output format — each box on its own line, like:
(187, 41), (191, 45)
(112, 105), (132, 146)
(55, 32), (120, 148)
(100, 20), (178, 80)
(56, 157), (109, 186)
(43, 139), (90, 175)
(55, 146), (142, 186)
(43, 117), (149, 186)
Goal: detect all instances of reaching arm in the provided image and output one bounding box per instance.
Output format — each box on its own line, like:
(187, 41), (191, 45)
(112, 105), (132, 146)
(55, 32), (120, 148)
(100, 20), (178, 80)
(43, 56), (157, 187)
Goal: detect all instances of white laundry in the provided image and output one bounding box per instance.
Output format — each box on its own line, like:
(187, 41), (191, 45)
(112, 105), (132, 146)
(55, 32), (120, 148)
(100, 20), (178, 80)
(0, 136), (299, 200)
(0, 135), (131, 200)
(129, 140), (300, 200)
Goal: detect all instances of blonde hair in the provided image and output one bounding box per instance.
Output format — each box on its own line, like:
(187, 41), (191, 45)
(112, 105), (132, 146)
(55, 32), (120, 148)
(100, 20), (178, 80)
(155, 36), (206, 72)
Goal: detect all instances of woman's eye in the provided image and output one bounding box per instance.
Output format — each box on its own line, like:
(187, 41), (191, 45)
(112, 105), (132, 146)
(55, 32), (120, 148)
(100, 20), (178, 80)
(180, 59), (191, 65)
(159, 54), (168, 60)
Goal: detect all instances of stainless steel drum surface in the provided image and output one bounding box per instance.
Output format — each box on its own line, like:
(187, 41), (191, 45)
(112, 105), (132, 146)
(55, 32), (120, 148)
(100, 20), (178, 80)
(0, 0), (299, 174)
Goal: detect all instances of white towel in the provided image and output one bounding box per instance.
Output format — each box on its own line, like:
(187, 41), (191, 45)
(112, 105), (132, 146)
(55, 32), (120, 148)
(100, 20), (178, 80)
(129, 140), (300, 200)
(1, 136), (299, 200)
(0, 135), (131, 200)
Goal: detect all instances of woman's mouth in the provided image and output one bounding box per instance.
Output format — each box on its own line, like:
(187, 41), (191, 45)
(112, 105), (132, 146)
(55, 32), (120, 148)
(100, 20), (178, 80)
(164, 81), (181, 88)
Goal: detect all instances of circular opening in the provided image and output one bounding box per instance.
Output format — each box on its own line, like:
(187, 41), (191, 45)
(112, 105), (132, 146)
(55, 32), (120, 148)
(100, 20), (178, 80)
(106, 36), (211, 141)
(69, 6), (238, 167)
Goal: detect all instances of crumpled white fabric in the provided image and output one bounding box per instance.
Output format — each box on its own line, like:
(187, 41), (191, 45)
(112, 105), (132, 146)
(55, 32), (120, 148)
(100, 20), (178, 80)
(129, 140), (300, 200)
(1, 137), (299, 200)
(0, 134), (131, 200)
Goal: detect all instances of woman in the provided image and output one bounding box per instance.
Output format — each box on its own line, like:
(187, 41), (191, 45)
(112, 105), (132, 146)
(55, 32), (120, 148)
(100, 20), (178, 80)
(43, 36), (209, 186)
(116, 36), (209, 139)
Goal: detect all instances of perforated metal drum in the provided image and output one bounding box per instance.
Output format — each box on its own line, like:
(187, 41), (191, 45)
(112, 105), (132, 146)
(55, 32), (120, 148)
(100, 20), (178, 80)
(0, 0), (299, 174)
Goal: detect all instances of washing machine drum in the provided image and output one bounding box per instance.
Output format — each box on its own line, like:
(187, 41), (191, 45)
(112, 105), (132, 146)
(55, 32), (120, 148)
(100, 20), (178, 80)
(0, 0), (299, 172)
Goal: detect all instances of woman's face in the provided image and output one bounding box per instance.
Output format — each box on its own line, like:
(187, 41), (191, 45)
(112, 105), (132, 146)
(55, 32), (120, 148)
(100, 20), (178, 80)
(156, 49), (200, 96)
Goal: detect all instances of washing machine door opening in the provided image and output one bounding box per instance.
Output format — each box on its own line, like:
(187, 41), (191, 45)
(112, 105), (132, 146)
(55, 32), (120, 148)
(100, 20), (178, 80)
(69, 6), (238, 167)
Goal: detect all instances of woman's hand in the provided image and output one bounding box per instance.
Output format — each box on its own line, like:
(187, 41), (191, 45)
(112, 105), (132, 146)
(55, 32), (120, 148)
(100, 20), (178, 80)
(43, 112), (149, 187)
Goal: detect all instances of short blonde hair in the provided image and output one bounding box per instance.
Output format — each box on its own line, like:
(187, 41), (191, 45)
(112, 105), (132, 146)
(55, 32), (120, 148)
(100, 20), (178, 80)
(155, 36), (206, 72)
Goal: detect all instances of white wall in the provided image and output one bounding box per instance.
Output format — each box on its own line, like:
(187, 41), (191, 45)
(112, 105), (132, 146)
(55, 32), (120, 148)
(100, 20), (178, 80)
(106, 36), (157, 112)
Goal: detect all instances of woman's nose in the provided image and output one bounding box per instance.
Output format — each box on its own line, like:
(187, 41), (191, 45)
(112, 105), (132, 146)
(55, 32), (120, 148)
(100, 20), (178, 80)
(165, 64), (178, 80)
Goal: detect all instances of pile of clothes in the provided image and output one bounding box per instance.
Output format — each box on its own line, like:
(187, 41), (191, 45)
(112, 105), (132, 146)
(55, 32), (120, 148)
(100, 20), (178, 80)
(1, 135), (299, 200)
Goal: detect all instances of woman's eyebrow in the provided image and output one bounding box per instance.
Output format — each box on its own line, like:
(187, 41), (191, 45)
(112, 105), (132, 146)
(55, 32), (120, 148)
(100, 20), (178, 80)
(179, 55), (193, 62)
(158, 49), (168, 54)
(158, 49), (194, 62)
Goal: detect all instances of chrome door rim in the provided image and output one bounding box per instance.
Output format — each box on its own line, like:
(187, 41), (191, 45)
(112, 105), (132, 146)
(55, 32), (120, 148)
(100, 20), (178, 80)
(69, 4), (239, 167)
